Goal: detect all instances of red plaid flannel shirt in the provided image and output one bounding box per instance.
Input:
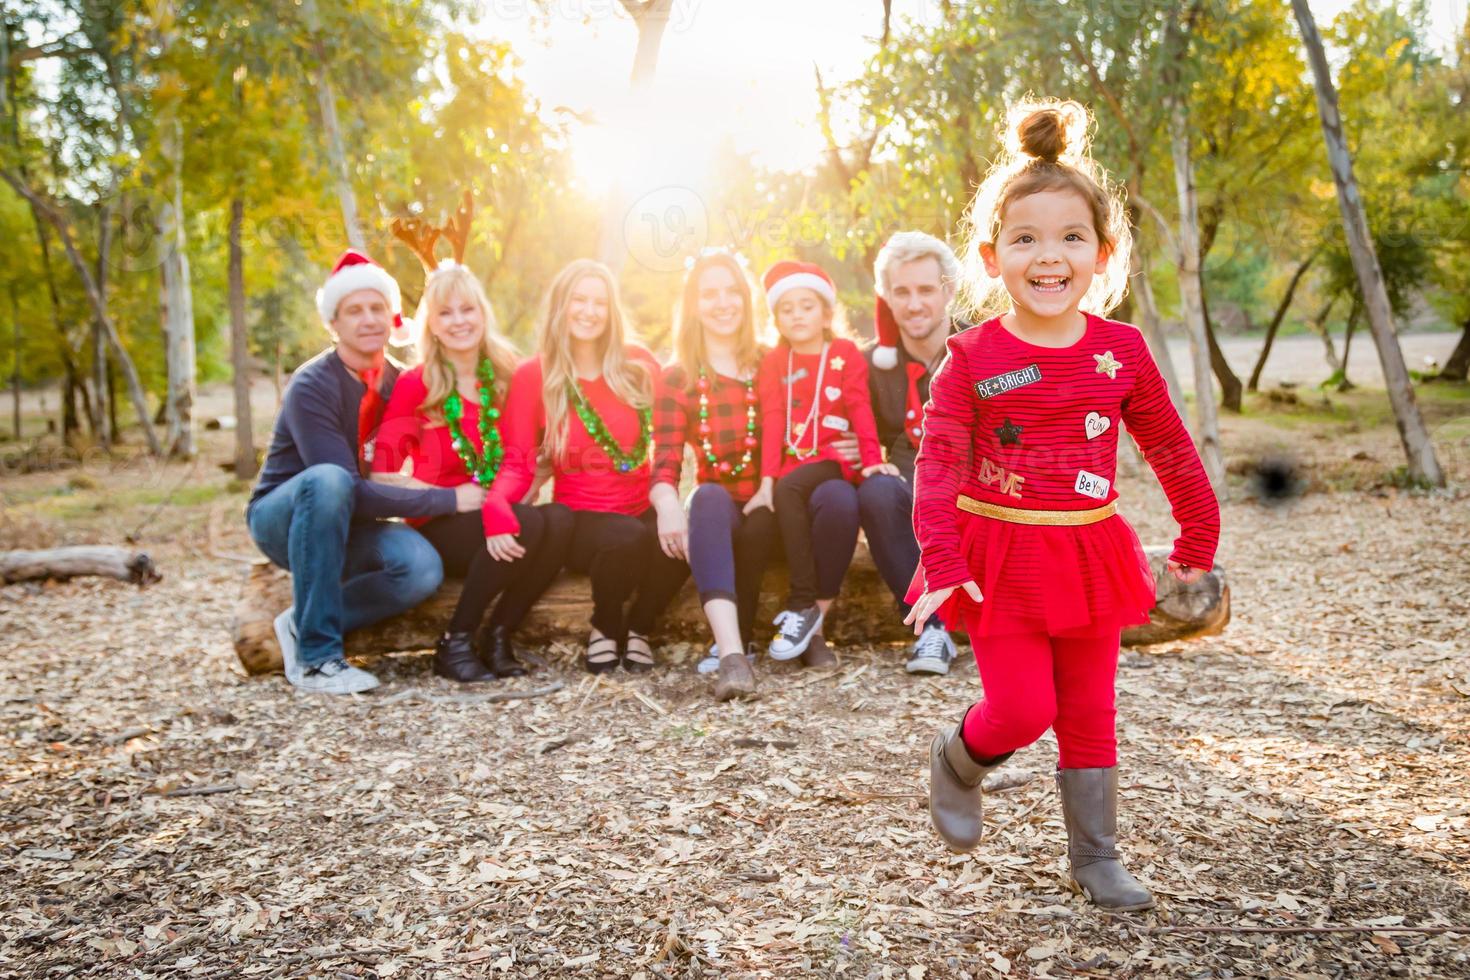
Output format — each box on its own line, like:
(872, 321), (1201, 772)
(653, 364), (762, 503)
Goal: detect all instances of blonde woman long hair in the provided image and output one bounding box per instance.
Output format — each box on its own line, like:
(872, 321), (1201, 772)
(414, 264), (520, 424)
(536, 259), (652, 463)
(673, 251), (764, 389)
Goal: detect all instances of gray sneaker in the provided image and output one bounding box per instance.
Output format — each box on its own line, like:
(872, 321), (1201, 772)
(294, 657), (380, 695)
(906, 624), (957, 675)
(697, 641), (758, 675)
(769, 607), (823, 661)
(274, 608), (303, 685)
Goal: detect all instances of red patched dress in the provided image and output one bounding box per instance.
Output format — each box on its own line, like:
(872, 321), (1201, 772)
(909, 314), (1220, 638)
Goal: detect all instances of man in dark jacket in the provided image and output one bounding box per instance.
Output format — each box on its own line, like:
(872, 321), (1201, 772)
(246, 251), (482, 694)
(838, 232), (967, 674)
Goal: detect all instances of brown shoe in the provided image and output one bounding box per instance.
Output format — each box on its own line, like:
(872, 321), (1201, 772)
(713, 653), (756, 701)
(801, 633), (837, 668)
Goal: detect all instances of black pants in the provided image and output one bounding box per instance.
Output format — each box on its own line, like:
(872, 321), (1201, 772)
(418, 502), (573, 635)
(566, 508), (690, 640)
(773, 460), (860, 610)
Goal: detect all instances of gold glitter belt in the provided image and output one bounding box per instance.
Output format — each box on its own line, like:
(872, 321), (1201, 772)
(956, 494), (1117, 526)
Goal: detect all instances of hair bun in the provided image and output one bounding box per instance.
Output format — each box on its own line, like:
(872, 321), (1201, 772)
(1017, 109), (1067, 163)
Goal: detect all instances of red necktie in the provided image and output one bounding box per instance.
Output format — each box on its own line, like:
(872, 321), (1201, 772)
(357, 361), (385, 476)
(904, 361), (927, 448)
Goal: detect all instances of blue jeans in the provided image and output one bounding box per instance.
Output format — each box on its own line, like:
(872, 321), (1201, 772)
(246, 464), (444, 666)
(687, 483), (778, 642)
(857, 473), (940, 630)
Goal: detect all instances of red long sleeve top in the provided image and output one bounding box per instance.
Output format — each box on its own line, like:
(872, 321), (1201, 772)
(756, 337), (883, 482)
(913, 314), (1220, 595)
(371, 365), (512, 535)
(653, 364), (763, 504)
(487, 347), (659, 533)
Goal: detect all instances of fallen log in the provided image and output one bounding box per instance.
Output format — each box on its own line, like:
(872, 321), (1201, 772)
(232, 542), (1228, 675)
(1, 546), (161, 586)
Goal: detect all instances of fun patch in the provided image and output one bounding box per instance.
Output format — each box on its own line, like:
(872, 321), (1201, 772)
(824, 385), (842, 403)
(1075, 470), (1111, 500)
(973, 364), (1042, 399)
(978, 457), (1025, 500)
(1084, 412), (1111, 440)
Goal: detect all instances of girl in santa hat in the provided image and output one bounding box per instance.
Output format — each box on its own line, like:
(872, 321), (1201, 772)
(650, 249), (771, 701)
(491, 259), (689, 674)
(905, 100), (1219, 910)
(371, 263), (574, 682)
(748, 260), (898, 665)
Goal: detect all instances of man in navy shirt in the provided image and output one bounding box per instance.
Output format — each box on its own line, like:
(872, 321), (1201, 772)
(835, 232), (967, 676)
(247, 251), (483, 693)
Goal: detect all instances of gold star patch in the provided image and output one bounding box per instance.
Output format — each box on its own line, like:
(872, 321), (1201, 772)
(1093, 350), (1122, 379)
(829, 355), (845, 371)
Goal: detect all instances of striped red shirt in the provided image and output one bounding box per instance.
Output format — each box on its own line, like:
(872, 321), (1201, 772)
(914, 314), (1220, 593)
(653, 364), (763, 503)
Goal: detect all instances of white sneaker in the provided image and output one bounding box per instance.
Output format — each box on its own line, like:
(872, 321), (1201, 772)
(768, 607), (823, 661)
(906, 624), (957, 675)
(274, 608), (303, 685)
(697, 642), (758, 675)
(294, 657), (380, 695)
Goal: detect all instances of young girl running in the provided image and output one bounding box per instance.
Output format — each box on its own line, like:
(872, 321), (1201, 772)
(750, 261), (897, 665)
(906, 101), (1220, 911)
(651, 250), (770, 701)
(491, 259), (689, 674)
(372, 264), (573, 682)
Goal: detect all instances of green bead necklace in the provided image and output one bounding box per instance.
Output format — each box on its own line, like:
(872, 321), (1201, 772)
(443, 357), (504, 486)
(569, 382), (652, 473)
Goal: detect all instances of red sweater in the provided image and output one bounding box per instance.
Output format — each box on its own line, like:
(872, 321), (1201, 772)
(488, 347), (659, 533)
(653, 363), (762, 504)
(913, 314), (1220, 593)
(372, 364), (511, 535)
(756, 337), (882, 481)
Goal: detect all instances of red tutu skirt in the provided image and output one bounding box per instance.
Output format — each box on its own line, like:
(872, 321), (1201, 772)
(933, 512), (1156, 638)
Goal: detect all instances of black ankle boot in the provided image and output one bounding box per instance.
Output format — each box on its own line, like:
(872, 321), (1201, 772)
(434, 632), (497, 683)
(481, 624), (527, 678)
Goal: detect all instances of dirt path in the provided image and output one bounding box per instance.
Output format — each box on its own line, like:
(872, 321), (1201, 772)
(2, 403), (1469, 977)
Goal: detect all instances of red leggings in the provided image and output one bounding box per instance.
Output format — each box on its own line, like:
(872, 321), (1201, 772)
(960, 627), (1120, 769)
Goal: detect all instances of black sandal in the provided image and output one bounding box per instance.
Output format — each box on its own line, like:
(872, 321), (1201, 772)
(585, 632), (620, 675)
(622, 631), (656, 674)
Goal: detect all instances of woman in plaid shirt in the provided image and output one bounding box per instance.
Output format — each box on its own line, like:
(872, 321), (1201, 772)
(650, 250), (770, 701)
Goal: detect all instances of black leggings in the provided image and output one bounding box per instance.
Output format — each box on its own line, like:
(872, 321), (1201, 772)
(418, 502), (574, 635)
(566, 508), (690, 640)
(773, 459), (860, 610)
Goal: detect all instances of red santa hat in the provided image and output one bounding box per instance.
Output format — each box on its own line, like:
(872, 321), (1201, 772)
(762, 260), (836, 311)
(872, 295), (900, 370)
(316, 250), (414, 346)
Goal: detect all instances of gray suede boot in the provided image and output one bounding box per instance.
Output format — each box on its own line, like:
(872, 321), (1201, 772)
(928, 723), (1013, 852)
(1056, 767), (1155, 911)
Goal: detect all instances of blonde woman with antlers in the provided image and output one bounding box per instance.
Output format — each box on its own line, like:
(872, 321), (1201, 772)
(371, 203), (574, 682)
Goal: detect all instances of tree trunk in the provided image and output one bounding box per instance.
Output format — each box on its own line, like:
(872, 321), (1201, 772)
(232, 546), (1229, 674)
(0, 170), (162, 454)
(229, 197), (257, 479)
(60, 354), (80, 439)
(1337, 299), (1361, 391)
(1290, 0), (1444, 485)
(300, 0), (365, 250)
(92, 199), (113, 448)
(1199, 289), (1243, 413)
(1131, 237), (1186, 416)
(159, 116), (196, 457)
(8, 281), (18, 441)
(1436, 314), (1470, 382)
(1163, 19), (1226, 498)
(1248, 250), (1318, 392)
(107, 356), (119, 443)
(598, 0), (675, 274)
